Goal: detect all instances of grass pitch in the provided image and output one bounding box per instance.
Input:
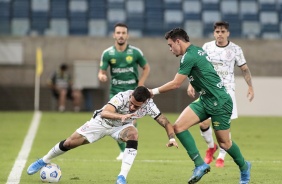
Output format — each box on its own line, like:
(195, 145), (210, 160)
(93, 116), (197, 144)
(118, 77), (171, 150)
(1, 112), (282, 184)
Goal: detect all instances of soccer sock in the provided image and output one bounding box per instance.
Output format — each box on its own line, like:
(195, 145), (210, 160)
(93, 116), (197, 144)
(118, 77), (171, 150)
(217, 132), (230, 160)
(200, 126), (214, 148)
(43, 140), (70, 163)
(176, 130), (204, 166)
(226, 141), (248, 171)
(117, 141), (126, 152)
(118, 140), (138, 178)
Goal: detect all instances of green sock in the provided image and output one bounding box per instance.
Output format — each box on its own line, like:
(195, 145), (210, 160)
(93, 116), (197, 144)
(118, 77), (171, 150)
(226, 141), (248, 171)
(176, 130), (204, 166)
(117, 141), (126, 152)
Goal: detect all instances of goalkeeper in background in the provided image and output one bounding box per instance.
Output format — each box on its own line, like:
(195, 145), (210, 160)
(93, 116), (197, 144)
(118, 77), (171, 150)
(98, 23), (150, 161)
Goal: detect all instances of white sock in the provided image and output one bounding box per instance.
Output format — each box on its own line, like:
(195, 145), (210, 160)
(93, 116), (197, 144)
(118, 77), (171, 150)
(42, 142), (67, 163)
(217, 132), (231, 160)
(118, 148), (137, 178)
(200, 126), (214, 148)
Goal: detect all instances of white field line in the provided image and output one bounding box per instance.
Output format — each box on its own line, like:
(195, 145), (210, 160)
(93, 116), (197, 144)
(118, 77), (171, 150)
(6, 111), (42, 184)
(55, 158), (282, 164)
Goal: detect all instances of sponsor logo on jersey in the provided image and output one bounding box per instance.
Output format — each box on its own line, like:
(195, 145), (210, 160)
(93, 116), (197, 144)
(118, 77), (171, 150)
(188, 76), (194, 82)
(127, 48), (133, 55)
(213, 121), (220, 127)
(112, 67), (134, 73)
(112, 79), (136, 85)
(126, 56), (133, 64)
(198, 50), (205, 56)
(110, 59), (116, 64)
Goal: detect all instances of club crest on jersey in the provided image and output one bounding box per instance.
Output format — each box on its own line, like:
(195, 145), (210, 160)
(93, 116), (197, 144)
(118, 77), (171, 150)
(126, 56), (133, 64)
(110, 59), (116, 64)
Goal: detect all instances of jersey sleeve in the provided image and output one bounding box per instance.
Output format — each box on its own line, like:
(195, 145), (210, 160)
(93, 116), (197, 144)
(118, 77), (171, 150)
(178, 53), (194, 76)
(135, 48), (147, 67)
(146, 99), (161, 119)
(108, 92), (125, 110)
(235, 46), (247, 67)
(100, 50), (110, 70)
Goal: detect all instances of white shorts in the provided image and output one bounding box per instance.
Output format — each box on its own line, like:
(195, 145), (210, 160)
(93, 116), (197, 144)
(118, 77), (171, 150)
(76, 118), (134, 143)
(228, 89), (238, 120)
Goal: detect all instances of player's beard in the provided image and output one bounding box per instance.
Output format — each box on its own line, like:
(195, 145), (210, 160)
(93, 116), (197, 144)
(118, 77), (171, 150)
(117, 39), (126, 46)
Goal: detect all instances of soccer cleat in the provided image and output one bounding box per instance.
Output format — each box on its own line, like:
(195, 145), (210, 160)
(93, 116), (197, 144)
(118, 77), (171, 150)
(239, 161), (251, 184)
(188, 163), (210, 184)
(215, 158), (224, 168)
(116, 175), (127, 184)
(204, 143), (218, 164)
(27, 158), (47, 175)
(116, 152), (124, 161)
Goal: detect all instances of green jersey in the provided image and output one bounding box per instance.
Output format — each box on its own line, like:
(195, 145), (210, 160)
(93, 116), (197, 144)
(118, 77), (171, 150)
(178, 44), (231, 110)
(100, 44), (147, 97)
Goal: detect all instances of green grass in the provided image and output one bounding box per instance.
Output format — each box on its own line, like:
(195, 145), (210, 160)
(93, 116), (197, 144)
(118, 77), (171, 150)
(1, 112), (282, 183)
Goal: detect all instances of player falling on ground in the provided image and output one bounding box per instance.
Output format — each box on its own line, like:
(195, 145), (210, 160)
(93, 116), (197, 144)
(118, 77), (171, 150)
(26, 86), (178, 184)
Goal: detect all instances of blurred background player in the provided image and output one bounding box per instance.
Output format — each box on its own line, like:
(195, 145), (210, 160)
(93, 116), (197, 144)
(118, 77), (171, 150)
(98, 23), (150, 160)
(47, 63), (82, 112)
(187, 21), (254, 167)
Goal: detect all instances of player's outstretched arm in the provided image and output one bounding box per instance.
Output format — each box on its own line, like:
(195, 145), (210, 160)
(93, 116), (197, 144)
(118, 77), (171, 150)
(155, 114), (178, 148)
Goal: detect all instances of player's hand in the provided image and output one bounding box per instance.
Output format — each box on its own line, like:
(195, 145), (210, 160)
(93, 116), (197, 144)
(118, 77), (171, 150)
(121, 114), (135, 122)
(187, 84), (195, 98)
(98, 74), (108, 82)
(166, 138), (178, 148)
(247, 87), (254, 102)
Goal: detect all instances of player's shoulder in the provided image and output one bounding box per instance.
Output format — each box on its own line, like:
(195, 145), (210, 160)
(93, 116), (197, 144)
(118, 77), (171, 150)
(102, 46), (115, 55)
(128, 45), (144, 55)
(228, 41), (242, 49)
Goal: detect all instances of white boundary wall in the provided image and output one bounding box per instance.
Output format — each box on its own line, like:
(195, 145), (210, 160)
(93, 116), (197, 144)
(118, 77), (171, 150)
(235, 77), (282, 116)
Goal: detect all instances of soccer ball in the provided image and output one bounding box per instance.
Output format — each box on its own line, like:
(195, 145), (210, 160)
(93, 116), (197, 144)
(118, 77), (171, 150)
(39, 163), (62, 183)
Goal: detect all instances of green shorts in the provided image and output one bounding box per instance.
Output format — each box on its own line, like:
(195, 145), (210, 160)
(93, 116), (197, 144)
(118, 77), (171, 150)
(190, 96), (233, 131)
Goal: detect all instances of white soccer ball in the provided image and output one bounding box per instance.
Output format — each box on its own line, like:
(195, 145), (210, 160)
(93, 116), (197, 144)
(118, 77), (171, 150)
(39, 163), (62, 183)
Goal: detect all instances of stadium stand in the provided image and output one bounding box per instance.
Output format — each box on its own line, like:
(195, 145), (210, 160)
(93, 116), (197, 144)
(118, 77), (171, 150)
(0, 0), (281, 38)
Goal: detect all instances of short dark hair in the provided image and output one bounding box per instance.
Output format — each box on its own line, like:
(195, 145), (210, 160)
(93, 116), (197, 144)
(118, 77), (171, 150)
(114, 23), (128, 31)
(213, 21), (229, 30)
(165, 28), (190, 42)
(132, 86), (151, 102)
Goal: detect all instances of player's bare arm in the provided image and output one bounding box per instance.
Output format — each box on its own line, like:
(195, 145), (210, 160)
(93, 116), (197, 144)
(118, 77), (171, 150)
(240, 64), (254, 101)
(151, 73), (187, 96)
(138, 63), (150, 86)
(101, 104), (134, 122)
(156, 114), (178, 148)
(98, 69), (108, 82)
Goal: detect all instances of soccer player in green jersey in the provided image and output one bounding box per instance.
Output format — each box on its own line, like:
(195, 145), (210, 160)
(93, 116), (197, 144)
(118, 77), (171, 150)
(98, 23), (150, 161)
(150, 28), (251, 184)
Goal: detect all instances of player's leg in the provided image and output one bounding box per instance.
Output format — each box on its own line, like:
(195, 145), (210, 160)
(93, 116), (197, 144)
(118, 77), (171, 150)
(58, 88), (67, 112)
(71, 88), (82, 112)
(213, 102), (251, 184)
(216, 90), (238, 167)
(27, 131), (88, 175)
(199, 119), (218, 164)
(114, 126), (138, 184)
(174, 103), (210, 184)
